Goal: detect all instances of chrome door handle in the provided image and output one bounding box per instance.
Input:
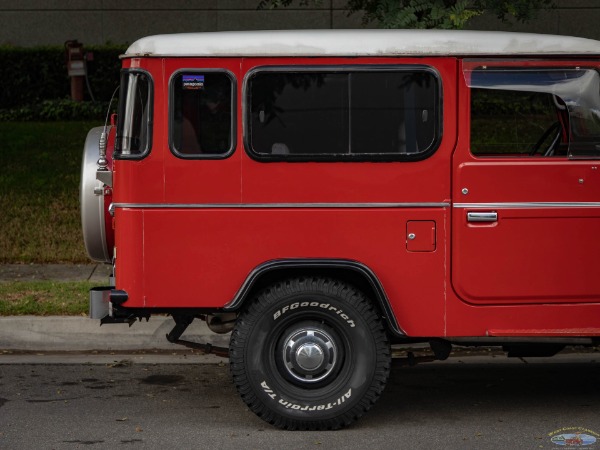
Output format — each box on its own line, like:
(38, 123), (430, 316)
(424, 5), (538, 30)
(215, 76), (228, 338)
(467, 211), (497, 222)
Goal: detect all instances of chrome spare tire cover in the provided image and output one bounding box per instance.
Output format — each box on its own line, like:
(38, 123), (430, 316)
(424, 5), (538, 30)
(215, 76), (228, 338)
(80, 127), (111, 263)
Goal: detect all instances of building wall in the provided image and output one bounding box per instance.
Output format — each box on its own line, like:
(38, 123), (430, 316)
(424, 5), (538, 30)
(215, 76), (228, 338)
(0, 0), (598, 47)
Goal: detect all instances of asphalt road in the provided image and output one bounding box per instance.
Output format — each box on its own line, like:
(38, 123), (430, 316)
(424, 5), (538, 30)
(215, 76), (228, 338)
(0, 352), (599, 450)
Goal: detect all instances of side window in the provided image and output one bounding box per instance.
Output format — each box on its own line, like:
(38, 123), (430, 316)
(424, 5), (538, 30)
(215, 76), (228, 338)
(171, 71), (234, 158)
(471, 90), (564, 156)
(467, 66), (600, 159)
(246, 68), (440, 161)
(115, 70), (152, 158)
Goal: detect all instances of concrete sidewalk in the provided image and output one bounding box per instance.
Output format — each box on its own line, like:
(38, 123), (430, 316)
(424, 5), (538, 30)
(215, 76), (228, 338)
(0, 263), (228, 352)
(0, 315), (230, 352)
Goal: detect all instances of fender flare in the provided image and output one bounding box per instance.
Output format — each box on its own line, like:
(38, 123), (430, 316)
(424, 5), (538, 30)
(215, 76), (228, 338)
(223, 258), (405, 337)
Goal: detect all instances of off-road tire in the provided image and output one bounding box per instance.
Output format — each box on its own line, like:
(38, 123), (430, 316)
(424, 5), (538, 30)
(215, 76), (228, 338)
(230, 277), (391, 430)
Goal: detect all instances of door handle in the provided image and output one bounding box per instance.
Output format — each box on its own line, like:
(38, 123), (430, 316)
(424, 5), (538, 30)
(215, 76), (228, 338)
(467, 211), (497, 222)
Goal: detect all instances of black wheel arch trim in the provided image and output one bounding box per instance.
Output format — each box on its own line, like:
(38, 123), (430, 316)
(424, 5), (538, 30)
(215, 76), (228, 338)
(223, 258), (405, 337)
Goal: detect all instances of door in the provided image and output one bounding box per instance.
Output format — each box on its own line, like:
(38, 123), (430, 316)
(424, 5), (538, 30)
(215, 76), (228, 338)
(452, 60), (600, 305)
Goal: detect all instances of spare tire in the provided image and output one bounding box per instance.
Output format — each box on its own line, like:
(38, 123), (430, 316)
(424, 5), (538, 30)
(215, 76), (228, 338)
(80, 126), (114, 263)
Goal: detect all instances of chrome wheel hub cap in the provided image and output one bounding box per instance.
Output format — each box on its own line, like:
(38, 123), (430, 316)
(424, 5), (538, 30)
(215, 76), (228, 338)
(282, 328), (337, 383)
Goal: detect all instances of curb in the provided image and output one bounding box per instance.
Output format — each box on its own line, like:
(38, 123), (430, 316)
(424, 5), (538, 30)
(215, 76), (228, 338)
(0, 265), (231, 353)
(0, 316), (230, 352)
(0, 263), (112, 283)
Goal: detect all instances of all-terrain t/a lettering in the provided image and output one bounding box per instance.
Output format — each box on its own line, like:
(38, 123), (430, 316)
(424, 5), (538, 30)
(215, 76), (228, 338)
(261, 380), (352, 411)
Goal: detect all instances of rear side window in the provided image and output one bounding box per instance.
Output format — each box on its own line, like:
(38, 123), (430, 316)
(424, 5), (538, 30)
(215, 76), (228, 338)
(170, 71), (235, 158)
(115, 70), (152, 158)
(246, 68), (441, 161)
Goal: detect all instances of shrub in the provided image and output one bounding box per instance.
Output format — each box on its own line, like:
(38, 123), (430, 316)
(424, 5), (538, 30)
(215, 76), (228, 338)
(0, 44), (125, 118)
(0, 99), (115, 121)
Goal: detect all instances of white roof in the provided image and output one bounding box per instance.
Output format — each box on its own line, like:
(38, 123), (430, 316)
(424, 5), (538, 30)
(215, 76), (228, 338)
(124, 29), (600, 58)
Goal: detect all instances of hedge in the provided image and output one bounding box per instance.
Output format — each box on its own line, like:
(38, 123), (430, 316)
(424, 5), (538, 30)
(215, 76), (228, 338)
(0, 99), (113, 121)
(0, 45), (125, 120)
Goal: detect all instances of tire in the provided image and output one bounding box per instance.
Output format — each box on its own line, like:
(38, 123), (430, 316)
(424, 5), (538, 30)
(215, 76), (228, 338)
(230, 277), (391, 430)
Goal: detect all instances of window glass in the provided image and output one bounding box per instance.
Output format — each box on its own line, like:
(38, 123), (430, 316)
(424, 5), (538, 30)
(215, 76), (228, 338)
(247, 69), (439, 159)
(115, 71), (152, 157)
(350, 72), (437, 155)
(467, 67), (600, 158)
(471, 90), (562, 156)
(249, 73), (348, 155)
(171, 72), (233, 157)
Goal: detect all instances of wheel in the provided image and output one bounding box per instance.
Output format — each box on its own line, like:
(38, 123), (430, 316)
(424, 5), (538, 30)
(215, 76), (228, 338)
(230, 277), (391, 430)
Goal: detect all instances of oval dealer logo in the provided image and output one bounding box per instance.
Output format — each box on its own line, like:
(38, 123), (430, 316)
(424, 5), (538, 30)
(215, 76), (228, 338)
(549, 428), (599, 447)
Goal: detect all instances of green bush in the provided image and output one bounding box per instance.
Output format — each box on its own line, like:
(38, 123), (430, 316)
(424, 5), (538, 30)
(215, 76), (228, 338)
(0, 99), (115, 121)
(0, 44), (125, 113)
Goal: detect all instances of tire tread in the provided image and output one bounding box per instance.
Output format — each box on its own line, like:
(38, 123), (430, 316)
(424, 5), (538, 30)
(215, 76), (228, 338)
(230, 277), (391, 430)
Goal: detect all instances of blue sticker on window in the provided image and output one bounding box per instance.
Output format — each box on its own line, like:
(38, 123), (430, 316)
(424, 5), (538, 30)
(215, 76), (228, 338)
(182, 75), (204, 90)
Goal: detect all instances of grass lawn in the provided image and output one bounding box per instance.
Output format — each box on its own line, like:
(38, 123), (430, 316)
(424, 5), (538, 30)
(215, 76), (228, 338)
(0, 280), (93, 315)
(0, 121), (100, 263)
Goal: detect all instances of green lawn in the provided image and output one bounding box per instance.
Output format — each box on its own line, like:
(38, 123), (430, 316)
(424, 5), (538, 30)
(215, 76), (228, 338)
(0, 280), (93, 315)
(0, 121), (100, 263)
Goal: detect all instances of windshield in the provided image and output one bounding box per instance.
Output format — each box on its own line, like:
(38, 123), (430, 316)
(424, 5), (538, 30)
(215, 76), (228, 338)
(464, 66), (600, 158)
(115, 71), (152, 157)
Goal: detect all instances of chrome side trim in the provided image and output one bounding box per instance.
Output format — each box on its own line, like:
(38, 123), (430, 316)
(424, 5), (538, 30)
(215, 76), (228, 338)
(112, 202), (451, 209)
(455, 202), (600, 209)
(112, 201), (599, 210)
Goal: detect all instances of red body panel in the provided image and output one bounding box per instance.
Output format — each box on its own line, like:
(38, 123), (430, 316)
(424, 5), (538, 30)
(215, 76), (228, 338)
(453, 162), (600, 303)
(112, 55), (600, 338)
(118, 208), (447, 336)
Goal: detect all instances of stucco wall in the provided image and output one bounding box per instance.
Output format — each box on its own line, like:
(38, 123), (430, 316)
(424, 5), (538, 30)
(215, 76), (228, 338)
(0, 0), (598, 47)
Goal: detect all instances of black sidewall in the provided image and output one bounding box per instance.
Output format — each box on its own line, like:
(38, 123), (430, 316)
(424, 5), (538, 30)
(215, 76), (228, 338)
(244, 292), (379, 421)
